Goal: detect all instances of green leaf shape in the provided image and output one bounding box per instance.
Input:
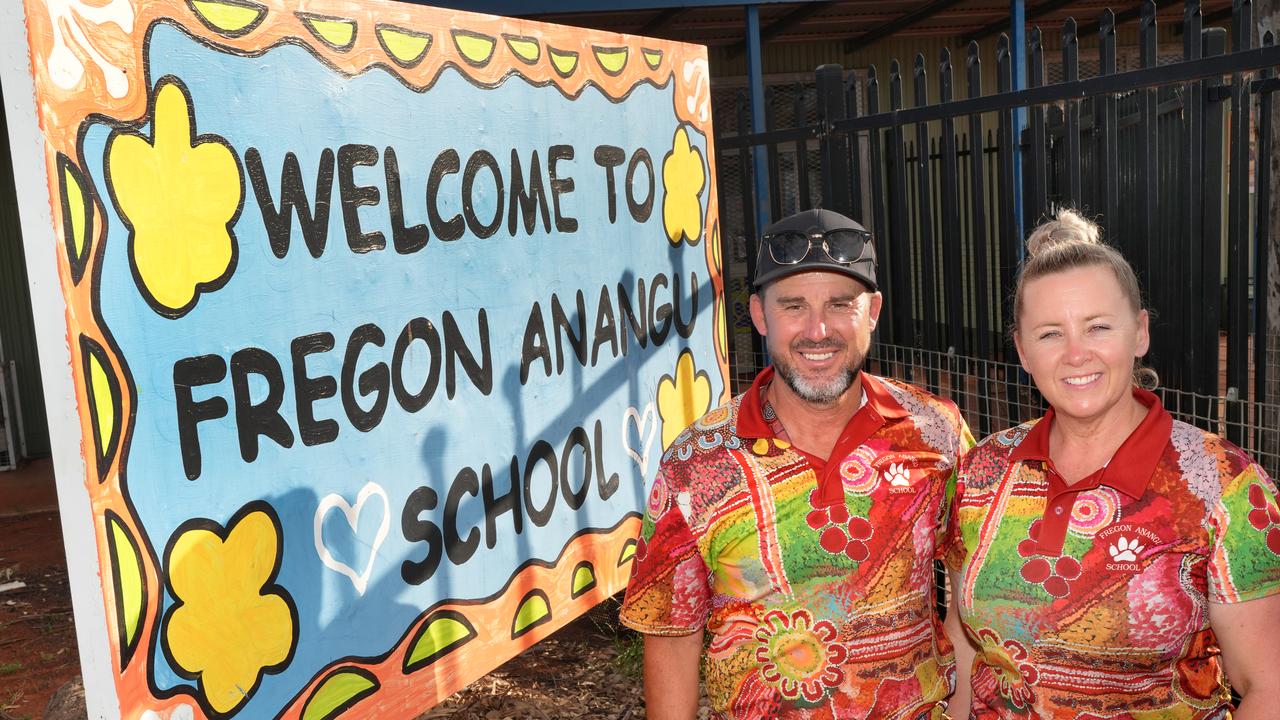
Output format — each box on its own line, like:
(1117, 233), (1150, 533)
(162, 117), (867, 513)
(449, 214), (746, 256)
(301, 668), (379, 720)
(403, 610), (477, 673)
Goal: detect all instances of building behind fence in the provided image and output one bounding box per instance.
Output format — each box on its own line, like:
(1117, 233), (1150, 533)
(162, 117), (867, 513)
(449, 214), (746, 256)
(714, 0), (1280, 477)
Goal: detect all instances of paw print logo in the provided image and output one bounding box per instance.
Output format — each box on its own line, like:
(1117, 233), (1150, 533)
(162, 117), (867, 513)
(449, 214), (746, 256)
(805, 491), (873, 561)
(1016, 520), (1079, 598)
(1107, 536), (1145, 562)
(884, 462), (910, 487)
(1246, 482), (1280, 555)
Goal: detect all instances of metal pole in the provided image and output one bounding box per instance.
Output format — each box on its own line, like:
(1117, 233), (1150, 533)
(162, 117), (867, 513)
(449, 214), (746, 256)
(1010, 0), (1027, 247)
(746, 5), (772, 234)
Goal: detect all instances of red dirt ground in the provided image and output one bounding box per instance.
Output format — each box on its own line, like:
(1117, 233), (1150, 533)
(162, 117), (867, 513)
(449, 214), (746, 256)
(0, 510), (80, 720)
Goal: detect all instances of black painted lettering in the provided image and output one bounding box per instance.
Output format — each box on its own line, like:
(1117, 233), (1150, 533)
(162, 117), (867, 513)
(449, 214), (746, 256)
(520, 302), (552, 384)
(444, 466), (480, 565)
(649, 273), (672, 345)
(444, 310), (492, 398)
(230, 347), (294, 463)
(245, 147), (334, 259)
(591, 284), (618, 366)
(548, 144), (578, 233)
(674, 271), (699, 338)
(482, 458), (524, 548)
(174, 354), (228, 480)
(384, 146), (429, 254)
(401, 486), (442, 585)
(559, 426), (591, 511)
(593, 145), (625, 223)
(391, 317), (441, 413)
(427, 148), (464, 242)
(523, 440), (557, 527)
(508, 148), (551, 236)
(594, 419), (620, 500)
(616, 278), (648, 355)
(341, 323), (390, 432)
(626, 148), (655, 223)
(462, 150), (503, 239)
(336, 144), (385, 253)
(551, 290), (587, 373)
(291, 332), (338, 447)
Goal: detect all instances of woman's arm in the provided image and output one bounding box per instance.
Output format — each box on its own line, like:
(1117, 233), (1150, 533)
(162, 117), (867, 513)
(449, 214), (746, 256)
(1208, 594), (1280, 719)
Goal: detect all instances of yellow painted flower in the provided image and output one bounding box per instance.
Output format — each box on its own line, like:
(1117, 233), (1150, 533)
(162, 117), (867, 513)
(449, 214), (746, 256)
(164, 505), (295, 715)
(107, 76), (241, 317)
(657, 349), (712, 449)
(661, 126), (705, 246)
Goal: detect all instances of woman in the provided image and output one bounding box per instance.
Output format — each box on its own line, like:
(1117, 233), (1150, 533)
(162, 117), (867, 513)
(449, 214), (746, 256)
(943, 209), (1280, 718)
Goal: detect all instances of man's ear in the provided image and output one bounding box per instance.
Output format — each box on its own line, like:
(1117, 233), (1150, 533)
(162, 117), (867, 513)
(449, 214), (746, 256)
(749, 292), (768, 336)
(866, 291), (883, 331)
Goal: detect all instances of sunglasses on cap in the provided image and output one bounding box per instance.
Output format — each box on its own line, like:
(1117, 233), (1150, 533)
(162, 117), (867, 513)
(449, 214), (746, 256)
(758, 228), (873, 266)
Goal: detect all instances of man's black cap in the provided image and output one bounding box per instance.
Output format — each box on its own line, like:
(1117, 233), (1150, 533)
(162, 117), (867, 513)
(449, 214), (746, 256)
(753, 209), (877, 291)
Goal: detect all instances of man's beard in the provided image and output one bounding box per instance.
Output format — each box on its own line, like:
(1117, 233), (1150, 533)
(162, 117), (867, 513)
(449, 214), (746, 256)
(773, 342), (863, 405)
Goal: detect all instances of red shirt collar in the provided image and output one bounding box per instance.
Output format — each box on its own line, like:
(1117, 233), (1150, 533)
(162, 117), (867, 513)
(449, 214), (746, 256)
(736, 366), (910, 440)
(1008, 387), (1172, 498)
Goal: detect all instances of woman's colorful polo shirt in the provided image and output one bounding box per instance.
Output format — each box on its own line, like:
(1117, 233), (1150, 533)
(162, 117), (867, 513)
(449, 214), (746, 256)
(947, 389), (1280, 718)
(620, 367), (974, 719)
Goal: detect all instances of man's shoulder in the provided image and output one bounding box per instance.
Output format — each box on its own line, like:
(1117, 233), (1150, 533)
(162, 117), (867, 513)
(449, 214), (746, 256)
(661, 393), (747, 464)
(868, 373), (962, 416)
(865, 373), (969, 454)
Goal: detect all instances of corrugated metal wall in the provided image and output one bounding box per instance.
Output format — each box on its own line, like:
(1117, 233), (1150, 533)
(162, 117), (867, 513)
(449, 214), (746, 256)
(0, 77), (51, 459)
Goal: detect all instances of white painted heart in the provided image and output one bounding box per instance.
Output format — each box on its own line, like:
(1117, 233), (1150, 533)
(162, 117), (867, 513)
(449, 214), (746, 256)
(314, 482), (390, 595)
(623, 403), (658, 476)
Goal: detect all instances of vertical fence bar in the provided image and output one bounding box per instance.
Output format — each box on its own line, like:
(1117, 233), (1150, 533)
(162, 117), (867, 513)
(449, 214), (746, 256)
(817, 64), (852, 217)
(794, 82), (812, 209)
(1255, 31), (1275, 449)
(1179, 0), (1204, 395)
(1137, 1), (1162, 382)
(939, 48), (965, 397)
(736, 92), (758, 260)
(845, 74), (865, 222)
(1225, 0), (1252, 442)
(1197, 28), (1227, 408)
(914, 55), (940, 360)
(765, 87), (783, 219)
(996, 36), (1019, 343)
(1137, 1), (1157, 294)
(1063, 18), (1083, 207)
(940, 48), (964, 356)
(1028, 27), (1048, 226)
(997, 35), (1020, 425)
(735, 92), (765, 369)
(1096, 10), (1119, 238)
(889, 59), (914, 345)
(867, 66), (895, 348)
(965, 44), (994, 435)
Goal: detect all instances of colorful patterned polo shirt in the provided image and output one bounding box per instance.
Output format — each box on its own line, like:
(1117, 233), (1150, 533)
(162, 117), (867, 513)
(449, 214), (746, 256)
(946, 389), (1280, 718)
(620, 367), (974, 719)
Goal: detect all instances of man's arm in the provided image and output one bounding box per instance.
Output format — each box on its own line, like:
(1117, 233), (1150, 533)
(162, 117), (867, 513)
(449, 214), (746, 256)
(943, 570), (973, 719)
(1208, 594), (1280, 719)
(643, 630), (704, 720)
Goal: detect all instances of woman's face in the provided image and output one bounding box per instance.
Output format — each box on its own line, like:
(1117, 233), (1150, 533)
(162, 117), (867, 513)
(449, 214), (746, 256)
(1014, 265), (1149, 427)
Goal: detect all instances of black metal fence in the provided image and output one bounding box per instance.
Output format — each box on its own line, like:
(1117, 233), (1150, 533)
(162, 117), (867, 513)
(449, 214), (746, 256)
(715, 0), (1280, 476)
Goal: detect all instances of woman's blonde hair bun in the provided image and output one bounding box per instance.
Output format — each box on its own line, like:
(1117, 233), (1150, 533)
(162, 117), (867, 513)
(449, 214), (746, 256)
(1025, 207), (1101, 257)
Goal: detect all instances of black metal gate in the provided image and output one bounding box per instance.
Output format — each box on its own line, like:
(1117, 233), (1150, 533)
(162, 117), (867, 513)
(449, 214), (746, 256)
(715, 0), (1280, 473)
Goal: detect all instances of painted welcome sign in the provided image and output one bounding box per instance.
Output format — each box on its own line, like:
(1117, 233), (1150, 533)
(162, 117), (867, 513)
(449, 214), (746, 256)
(5, 0), (725, 717)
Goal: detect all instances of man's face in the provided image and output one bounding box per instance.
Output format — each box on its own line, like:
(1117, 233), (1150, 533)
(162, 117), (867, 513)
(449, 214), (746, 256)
(749, 271), (882, 407)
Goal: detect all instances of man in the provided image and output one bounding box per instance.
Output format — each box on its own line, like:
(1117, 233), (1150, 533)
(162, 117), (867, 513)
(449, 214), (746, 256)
(619, 209), (973, 719)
